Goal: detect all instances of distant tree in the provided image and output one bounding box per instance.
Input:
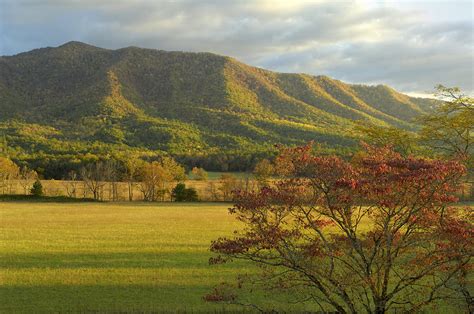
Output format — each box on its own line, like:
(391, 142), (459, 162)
(419, 85), (474, 199)
(125, 158), (142, 201)
(80, 162), (108, 200)
(185, 187), (198, 202)
(19, 166), (37, 195)
(206, 181), (220, 201)
(104, 159), (119, 201)
(172, 183), (199, 202)
(191, 167), (208, 181)
(63, 170), (79, 198)
(139, 161), (166, 201)
(171, 183), (186, 201)
(419, 85), (473, 157)
(139, 157), (186, 201)
(219, 174), (238, 201)
(30, 179), (43, 196)
(207, 144), (472, 313)
(0, 157), (19, 194)
(253, 159), (274, 186)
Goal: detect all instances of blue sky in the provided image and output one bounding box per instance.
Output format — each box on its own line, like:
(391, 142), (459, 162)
(1, 0), (472, 95)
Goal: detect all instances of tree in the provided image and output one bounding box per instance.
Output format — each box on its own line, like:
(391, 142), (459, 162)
(355, 123), (420, 157)
(419, 85), (473, 157)
(30, 179), (43, 196)
(138, 157), (186, 201)
(206, 181), (220, 201)
(191, 167), (208, 181)
(19, 166), (37, 195)
(0, 157), (19, 194)
(63, 170), (79, 198)
(80, 162), (108, 200)
(419, 85), (474, 199)
(125, 157), (142, 201)
(162, 156), (186, 182)
(219, 174), (238, 201)
(139, 161), (163, 201)
(186, 187), (198, 202)
(171, 183), (198, 202)
(161, 156), (186, 200)
(207, 144), (472, 313)
(253, 159), (274, 186)
(104, 159), (119, 201)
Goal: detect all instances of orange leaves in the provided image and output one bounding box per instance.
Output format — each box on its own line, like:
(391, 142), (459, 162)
(208, 143), (472, 311)
(210, 236), (260, 255)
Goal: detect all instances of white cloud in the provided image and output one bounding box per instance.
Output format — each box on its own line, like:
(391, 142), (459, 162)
(0, 0), (472, 94)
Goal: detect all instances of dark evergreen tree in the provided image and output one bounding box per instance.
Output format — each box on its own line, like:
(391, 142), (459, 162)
(172, 183), (198, 202)
(30, 180), (43, 197)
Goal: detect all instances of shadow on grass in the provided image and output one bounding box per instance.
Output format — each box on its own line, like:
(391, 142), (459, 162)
(1, 251), (248, 269)
(0, 284), (257, 313)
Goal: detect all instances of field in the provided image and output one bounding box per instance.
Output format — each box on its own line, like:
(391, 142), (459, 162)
(0, 202), (308, 313)
(2, 202), (472, 313)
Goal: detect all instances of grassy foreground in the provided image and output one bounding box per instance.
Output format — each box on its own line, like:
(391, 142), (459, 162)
(2, 202), (471, 313)
(0, 202), (308, 313)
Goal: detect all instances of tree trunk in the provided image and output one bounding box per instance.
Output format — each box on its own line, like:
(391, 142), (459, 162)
(374, 300), (386, 314)
(128, 182), (133, 201)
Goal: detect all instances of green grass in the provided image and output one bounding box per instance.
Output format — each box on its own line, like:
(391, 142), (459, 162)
(2, 202), (471, 313)
(0, 202), (310, 313)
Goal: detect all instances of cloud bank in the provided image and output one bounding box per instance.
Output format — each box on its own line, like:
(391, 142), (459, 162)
(1, 0), (472, 94)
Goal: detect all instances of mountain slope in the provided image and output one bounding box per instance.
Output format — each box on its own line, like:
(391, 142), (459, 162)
(0, 41), (435, 174)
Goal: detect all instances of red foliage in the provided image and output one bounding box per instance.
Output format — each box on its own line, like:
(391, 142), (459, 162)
(207, 143), (472, 313)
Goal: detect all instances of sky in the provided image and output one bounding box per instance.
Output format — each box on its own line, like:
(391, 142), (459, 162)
(1, 0), (473, 96)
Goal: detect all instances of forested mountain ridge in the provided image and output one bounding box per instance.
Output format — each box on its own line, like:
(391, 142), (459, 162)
(0, 41), (438, 176)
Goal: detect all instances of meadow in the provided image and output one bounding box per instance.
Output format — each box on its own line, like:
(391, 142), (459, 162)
(0, 202), (311, 313)
(2, 201), (472, 313)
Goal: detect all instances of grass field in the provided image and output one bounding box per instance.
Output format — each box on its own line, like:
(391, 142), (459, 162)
(0, 202), (309, 313)
(2, 202), (472, 313)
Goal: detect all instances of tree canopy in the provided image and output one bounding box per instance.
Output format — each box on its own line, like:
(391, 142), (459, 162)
(207, 143), (472, 313)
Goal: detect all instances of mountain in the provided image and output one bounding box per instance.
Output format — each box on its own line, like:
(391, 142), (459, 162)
(0, 41), (438, 176)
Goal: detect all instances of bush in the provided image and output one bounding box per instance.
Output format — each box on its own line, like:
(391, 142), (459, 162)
(172, 183), (199, 202)
(30, 180), (43, 196)
(191, 167), (208, 181)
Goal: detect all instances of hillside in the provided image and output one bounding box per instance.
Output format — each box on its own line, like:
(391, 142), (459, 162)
(0, 41), (438, 176)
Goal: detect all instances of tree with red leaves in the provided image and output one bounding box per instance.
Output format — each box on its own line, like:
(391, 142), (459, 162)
(206, 144), (473, 313)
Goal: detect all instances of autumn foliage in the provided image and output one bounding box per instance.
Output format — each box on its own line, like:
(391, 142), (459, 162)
(207, 144), (473, 313)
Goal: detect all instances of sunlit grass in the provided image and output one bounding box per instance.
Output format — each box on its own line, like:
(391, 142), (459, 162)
(0, 202), (310, 313)
(1, 202), (471, 312)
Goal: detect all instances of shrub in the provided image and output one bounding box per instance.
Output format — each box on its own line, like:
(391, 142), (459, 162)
(191, 167), (208, 181)
(172, 183), (199, 202)
(30, 180), (43, 196)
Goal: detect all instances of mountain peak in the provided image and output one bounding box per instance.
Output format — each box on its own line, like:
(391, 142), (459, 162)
(58, 41), (102, 51)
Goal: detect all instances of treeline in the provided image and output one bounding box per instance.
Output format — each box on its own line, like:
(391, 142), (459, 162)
(0, 120), (357, 180)
(0, 154), (267, 202)
(0, 122), (281, 179)
(6, 149), (278, 180)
